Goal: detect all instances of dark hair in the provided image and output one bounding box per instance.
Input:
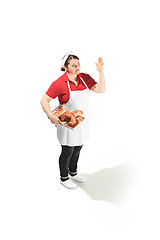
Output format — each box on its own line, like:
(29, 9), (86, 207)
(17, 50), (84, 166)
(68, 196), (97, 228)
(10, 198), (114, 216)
(61, 54), (79, 71)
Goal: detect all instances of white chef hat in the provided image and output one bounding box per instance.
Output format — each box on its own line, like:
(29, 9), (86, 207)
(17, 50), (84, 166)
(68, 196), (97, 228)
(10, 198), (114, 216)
(61, 49), (73, 68)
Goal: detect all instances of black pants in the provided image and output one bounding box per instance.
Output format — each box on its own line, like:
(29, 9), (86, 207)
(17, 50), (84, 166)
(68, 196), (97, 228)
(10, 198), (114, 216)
(59, 145), (83, 181)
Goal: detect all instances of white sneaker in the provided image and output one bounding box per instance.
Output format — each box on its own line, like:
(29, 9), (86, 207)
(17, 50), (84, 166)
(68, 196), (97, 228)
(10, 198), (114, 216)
(60, 179), (77, 189)
(70, 174), (86, 183)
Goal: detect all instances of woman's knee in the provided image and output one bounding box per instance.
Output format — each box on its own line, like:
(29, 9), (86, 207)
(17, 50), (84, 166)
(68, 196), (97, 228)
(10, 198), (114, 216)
(73, 145), (83, 153)
(61, 145), (74, 158)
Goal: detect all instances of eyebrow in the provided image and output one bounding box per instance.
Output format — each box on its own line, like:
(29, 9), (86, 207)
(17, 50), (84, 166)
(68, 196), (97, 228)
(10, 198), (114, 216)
(71, 62), (80, 66)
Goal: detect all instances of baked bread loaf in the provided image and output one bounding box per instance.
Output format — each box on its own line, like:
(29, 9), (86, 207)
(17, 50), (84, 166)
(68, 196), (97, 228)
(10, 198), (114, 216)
(61, 111), (77, 127)
(52, 107), (84, 128)
(53, 108), (66, 118)
(70, 110), (83, 117)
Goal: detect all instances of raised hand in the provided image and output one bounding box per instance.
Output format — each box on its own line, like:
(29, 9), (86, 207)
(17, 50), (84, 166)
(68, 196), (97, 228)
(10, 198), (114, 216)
(95, 57), (104, 72)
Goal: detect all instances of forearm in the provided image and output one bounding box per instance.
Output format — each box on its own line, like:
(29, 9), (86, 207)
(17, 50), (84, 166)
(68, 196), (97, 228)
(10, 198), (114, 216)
(95, 70), (106, 93)
(40, 97), (53, 118)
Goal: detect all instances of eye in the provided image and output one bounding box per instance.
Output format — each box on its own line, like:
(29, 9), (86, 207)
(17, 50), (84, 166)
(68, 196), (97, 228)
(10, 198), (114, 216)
(71, 62), (80, 67)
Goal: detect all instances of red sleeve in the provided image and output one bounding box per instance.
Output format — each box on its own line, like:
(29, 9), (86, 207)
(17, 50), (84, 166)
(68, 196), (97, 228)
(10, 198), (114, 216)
(45, 80), (59, 99)
(80, 73), (97, 89)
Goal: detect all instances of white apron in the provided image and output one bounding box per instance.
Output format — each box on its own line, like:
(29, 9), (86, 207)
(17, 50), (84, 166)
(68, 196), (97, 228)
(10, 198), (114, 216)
(56, 77), (90, 146)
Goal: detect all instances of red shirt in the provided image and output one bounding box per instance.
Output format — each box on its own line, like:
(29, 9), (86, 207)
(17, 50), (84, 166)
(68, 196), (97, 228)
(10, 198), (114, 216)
(46, 72), (97, 104)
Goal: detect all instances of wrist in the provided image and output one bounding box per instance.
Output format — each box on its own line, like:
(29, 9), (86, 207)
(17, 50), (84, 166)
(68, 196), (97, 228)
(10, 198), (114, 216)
(47, 112), (53, 119)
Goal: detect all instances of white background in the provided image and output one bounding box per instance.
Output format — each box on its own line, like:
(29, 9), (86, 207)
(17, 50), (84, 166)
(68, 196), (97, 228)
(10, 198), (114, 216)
(0, 0), (160, 239)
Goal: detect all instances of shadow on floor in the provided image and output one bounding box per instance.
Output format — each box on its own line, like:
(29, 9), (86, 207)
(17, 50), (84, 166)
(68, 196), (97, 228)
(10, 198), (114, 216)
(74, 161), (137, 204)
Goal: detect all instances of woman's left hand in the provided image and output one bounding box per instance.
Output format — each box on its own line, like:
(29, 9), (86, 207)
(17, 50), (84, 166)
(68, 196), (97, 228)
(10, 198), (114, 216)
(95, 57), (104, 72)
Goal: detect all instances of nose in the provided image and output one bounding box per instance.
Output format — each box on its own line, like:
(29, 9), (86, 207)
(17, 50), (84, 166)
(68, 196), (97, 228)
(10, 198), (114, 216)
(76, 67), (80, 71)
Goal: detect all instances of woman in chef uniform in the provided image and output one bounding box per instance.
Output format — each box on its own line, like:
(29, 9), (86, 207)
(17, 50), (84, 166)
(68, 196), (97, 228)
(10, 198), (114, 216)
(40, 51), (106, 189)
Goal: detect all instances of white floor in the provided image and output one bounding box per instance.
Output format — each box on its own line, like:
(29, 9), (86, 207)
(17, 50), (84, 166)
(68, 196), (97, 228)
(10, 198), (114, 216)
(1, 133), (160, 240)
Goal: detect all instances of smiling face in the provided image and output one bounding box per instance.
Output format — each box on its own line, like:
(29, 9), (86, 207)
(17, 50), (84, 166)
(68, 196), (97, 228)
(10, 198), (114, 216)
(65, 59), (81, 75)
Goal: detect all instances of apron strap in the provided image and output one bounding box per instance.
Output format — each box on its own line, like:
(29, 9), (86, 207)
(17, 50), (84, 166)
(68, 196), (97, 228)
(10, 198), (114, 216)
(67, 81), (71, 93)
(80, 77), (89, 90)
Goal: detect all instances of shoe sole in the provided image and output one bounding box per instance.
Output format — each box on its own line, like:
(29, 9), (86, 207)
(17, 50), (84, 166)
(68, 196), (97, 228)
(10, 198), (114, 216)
(60, 181), (78, 189)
